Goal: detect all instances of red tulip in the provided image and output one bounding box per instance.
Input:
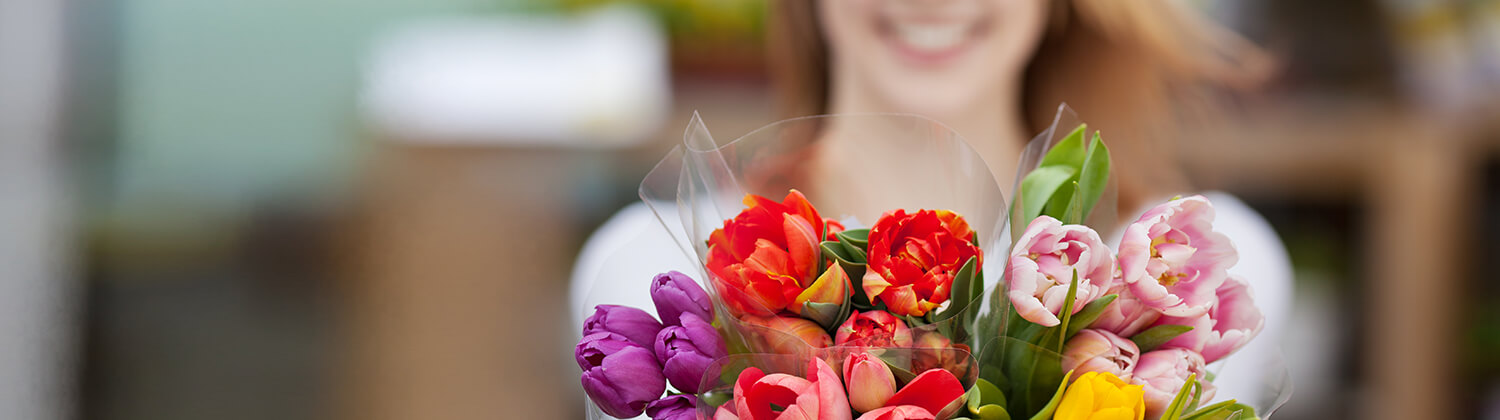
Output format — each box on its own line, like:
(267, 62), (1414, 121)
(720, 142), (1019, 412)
(732, 358), (852, 420)
(883, 368), (965, 417)
(854, 406), (935, 420)
(862, 209), (981, 317)
(707, 190), (831, 317)
(834, 310), (913, 348)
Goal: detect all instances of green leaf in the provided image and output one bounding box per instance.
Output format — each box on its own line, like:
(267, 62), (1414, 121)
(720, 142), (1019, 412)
(1160, 373), (1198, 420)
(835, 228), (870, 249)
(1077, 133), (1111, 220)
(1054, 270), (1081, 352)
(965, 379), (1014, 420)
(1018, 165), (1076, 225)
(973, 378), (1009, 408)
(800, 301), (844, 330)
(936, 257), (980, 323)
(838, 239), (867, 263)
(821, 241), (856, 263)
(1180, 400), (1256, 420)
(1041, 180), (1077, 223)
(1131, 324), (1196, 353)
(1026, 370), (1074, 420)
(1063, 294), (1118, 339)
(1038, 124), (1088, 168)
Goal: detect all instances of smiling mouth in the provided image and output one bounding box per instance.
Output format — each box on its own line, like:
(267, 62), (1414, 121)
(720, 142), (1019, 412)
(879, 16), (987, 64)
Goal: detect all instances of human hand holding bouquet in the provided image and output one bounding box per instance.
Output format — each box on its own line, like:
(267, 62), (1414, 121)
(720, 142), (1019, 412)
(573, 111), (1286, 420)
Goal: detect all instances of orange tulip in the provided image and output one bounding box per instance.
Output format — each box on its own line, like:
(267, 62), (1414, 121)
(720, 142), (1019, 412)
(707, 190), (831, 317)
(862, 209), (981, 317)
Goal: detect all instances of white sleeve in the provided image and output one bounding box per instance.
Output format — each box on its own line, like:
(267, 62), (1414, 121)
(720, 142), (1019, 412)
(1200, 191), (1295, 409)
(568, 203), (699, 332)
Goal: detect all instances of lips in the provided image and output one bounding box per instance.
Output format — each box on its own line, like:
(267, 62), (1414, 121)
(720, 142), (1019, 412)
(877, 13), (987, 65)
(892, 22), (970, 52)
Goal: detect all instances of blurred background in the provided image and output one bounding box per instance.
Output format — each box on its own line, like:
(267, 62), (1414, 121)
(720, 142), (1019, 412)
(2, 0), (1500, 419)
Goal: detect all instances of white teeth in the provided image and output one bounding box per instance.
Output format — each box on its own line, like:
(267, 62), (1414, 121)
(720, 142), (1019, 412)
(895, 23), (967, 51)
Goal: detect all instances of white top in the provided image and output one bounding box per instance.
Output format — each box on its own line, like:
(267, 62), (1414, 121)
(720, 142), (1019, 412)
(569, 191), (1293, 412)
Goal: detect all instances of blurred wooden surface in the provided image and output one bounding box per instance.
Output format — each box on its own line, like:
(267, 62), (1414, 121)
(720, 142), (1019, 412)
(1180, 101), (1496, 420)
(340, 146), (583, 420)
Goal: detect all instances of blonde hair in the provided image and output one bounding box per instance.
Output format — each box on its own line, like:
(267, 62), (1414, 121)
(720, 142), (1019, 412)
(767, 0), (1272, 213)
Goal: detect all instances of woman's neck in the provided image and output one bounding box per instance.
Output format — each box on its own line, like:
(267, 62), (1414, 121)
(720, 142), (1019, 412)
(824, 75), (1030, 196)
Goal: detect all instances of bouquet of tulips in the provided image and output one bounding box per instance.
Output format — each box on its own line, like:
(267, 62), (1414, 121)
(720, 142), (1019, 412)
(574, 109), (1288, 420)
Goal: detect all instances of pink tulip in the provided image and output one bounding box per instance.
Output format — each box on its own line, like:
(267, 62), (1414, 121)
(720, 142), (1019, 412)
(733, 357), (852, 420)
(1089, 284), (1161, 338)
(1118, 195), (1237, 317)
(835, 310), (914, 348)
(843, 352), (897, 412)
(714, 405), (740, 420)
(1132, 349), (1215, 419)
(1062, 329), (1140, 381)
(854, 405), (935, 420)
(1007, 216), (1116, 326)
(1156, 275), (1264, 363)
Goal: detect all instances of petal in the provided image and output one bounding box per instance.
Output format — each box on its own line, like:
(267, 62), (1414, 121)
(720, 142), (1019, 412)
(884, 368), (965, 415)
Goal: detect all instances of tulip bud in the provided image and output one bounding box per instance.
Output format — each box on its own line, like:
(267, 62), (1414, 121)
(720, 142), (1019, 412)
(843, 352), (897, 412)
(741, 315), (833, 354)
(655, 313), (727, 393)
(651, 271), (715, 327)
(792, 263), (852, 328)
(910, 330), (971, 375)
(645, 394), (698, 420)
(583, 304), (664, 348)
(1132, 348), (1215, 419)
(1062, 329), (1140, 380)
(576, 332), (667, 418)
(835, 310), (913, 348)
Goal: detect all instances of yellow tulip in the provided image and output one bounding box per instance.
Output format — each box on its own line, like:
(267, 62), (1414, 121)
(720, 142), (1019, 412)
(1055, 371), (1146, 420)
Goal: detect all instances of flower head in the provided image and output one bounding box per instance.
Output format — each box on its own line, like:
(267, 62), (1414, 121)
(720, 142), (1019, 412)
(835, 310), (913, 348)
(1062, 329), (1141, 381)
(1118, 196), (1237, 317)
(576, 332), (666, 418)
(863, 209), (981, 317)
(1156, 275), (1264, 363)
(843, 351), (897, 412)
(1089, 284), (1161, 338)
(583, 304), (664, 348)
(732, 358), (852, 420)
(651, 271), (714, 327)
(1131, 349), (1214, 419)
(645, 394), (698, 420)
(1055, 371), (1146, 420)
(1007, 216), (1116, 326)
(707, 190), (831, 316)
(655, 313), (728, 393)
(741, 315), (834, 354)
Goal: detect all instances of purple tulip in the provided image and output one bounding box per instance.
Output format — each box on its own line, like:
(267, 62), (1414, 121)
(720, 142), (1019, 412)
(654, 312), (727, 393)
(577, 332), (667, 418)
(651, 271), (714, 327)
(645, 394), (698, 420)
(584, 304), (664, 348)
